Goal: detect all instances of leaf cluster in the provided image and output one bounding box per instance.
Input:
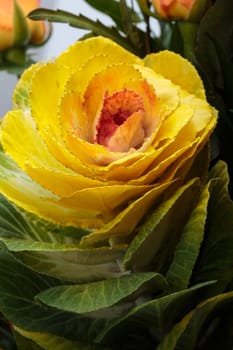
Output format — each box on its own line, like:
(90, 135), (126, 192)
(0, 151), (232, 349)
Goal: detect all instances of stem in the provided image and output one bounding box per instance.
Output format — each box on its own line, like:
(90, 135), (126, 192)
(178, 21), (199, 64)
(143, 0), (151, 54)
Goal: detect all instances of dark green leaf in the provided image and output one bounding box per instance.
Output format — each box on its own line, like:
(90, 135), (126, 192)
(195, 0), (233, 189)
(36, 273), (167, 317)
(192, 161), (233, 296)
(157, 291), (233, 350)
(15, 327), (103, 350)
(0, 245), (106, 343)
(119, 0), (142, 49)
(97, 281), (214, 346)
(124, 178), (201, 273)
(166, 182), (210, 290)
(84, 0), (126, 30)
(28, 9), (140, 55)
(207, 35), (233, 110)
(15, 331), (43, 350)
(196, 0), (233, 88)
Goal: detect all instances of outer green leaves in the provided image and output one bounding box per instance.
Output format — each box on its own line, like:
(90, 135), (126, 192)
(6, 241), (126, 283)
(0, 161), (232, 348)
(36, 272), (167, 317)
(15, 331), (44, 350)
(166, 182), (210, 290)
(192, 161), (233, 296)
(0, 245), (105, 343)
(158, 291), (233, 350)
(97, 281), (214, 347)
(0, 160), (126, 283)
(15, 327), (104, 350)
(124, 178), (201, 273)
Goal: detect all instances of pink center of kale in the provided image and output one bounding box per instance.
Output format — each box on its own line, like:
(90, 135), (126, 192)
(94, 89), (144, 148)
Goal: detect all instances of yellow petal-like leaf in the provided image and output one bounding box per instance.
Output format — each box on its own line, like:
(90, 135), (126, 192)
(130, 139), (198, 186)
(0, 110), (112, 197)
(135, 64), (180, 117)
(180, 91), (217, 133)
(84, 64), (143, 139)
(107, 111), (145, 152)
(1, 109), (64, 170)
(144, 50), (205, 99)
(13, 61), (42, 110)
(0, 152), (103, 228)
(59, 91), (88, 140)
(66, 53), (141, 98)
(55, 184), (155, 218)
(30, 61), (71, 141)
(57, 36), (141, 72)
(81, 181), (174, 246)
